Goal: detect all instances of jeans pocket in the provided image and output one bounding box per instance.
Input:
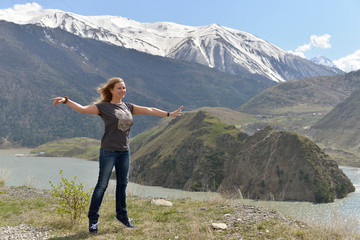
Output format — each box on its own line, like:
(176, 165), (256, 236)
(100, 149), (115, 157)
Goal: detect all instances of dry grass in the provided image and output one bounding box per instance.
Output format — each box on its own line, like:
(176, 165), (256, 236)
(1, 186), (360, 239)
(325, 211), (359, 238)
(0, 169), (11, 187)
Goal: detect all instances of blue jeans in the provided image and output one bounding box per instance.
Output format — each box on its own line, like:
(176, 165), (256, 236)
(88, 148), (130, 223)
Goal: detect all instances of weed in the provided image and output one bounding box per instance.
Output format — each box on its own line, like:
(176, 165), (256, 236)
(49, 170), (93, 225)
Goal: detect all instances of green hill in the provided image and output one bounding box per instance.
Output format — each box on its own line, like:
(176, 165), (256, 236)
(309, 87), (360, 162)
(30, 137), (100, 160)
(238, 70), (360, 115)
(129, 111), (354, 203)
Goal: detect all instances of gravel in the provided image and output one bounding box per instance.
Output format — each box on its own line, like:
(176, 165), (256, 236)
(0, 186), (53, 240)
(0, 225), (51, 240)
(210, 203), (310, 239)
(0, 186), (52, 199)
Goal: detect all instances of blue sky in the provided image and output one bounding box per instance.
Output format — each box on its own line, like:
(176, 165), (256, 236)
(1, 0), (359, 71)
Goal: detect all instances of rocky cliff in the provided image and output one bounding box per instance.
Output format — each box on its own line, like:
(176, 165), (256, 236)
(129, 111), (354, 203)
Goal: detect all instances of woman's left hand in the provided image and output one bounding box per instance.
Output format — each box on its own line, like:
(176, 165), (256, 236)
(170, 106), (183, 117)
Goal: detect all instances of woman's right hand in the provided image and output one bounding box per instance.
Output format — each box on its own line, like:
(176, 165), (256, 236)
(51, 97), (100, 114)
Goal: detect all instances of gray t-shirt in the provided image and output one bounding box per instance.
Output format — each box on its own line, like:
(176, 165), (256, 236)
(96, 102), (134, 151)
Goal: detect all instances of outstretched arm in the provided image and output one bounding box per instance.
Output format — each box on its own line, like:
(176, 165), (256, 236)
(133, 105), (183, 117)
(52, 97), (100, 115)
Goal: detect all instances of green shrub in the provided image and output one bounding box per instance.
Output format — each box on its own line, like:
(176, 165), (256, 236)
(314, 180), (334, 203)
(49, 170), (93, 225)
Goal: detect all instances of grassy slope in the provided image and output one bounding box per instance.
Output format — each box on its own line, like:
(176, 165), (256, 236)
(31, 137), (100, 161)
(130, 110), (242, 165)
(239, 70), (360, 116)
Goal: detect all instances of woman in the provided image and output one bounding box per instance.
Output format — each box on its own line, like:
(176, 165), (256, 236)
(52, 77), (183, 234)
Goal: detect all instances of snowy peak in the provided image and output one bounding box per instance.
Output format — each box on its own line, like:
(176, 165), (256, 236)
(0, 3), (343, 82)
(310, 56), (338, 68)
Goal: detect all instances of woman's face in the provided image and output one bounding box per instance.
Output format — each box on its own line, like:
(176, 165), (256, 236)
(110, 82), (126, 99)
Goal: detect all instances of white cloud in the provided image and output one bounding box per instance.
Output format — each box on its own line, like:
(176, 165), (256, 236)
(13, 2), (43, 11)
(296, 43), (311, 52)
(293, 34), (359, 73)
(310, 34), (331, 49)
(288, 50), (306, 58)
(0, 3), (44, 24)
(0, 2), (42, 13)
(333, 49), (360, 72)
(292, 34), (332, 58)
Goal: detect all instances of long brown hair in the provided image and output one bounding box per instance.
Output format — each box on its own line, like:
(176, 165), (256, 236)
(95, 77), (125, 103)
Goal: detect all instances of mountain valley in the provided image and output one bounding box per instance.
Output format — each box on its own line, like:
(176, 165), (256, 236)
(0, 20), (271, 147)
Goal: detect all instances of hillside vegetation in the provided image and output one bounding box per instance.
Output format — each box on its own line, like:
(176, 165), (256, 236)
(130, 111), (354, 203)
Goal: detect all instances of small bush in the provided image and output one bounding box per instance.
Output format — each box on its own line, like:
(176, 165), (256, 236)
(49, 170), (93, 225)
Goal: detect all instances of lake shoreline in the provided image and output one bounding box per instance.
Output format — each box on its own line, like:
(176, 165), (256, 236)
(1, 150), (360, 233)
(0, 148), (33, 154)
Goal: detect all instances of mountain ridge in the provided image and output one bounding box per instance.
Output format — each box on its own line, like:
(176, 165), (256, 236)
(238, 70), (360, 115)
(0, 5), (343, 83)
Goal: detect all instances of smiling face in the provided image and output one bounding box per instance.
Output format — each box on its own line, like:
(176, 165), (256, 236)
(110, 82), (126, 101)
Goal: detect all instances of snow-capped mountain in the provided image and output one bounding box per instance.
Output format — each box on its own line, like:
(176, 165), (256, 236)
(310, 56), (338, 68)
(0, 4), (343, 82)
